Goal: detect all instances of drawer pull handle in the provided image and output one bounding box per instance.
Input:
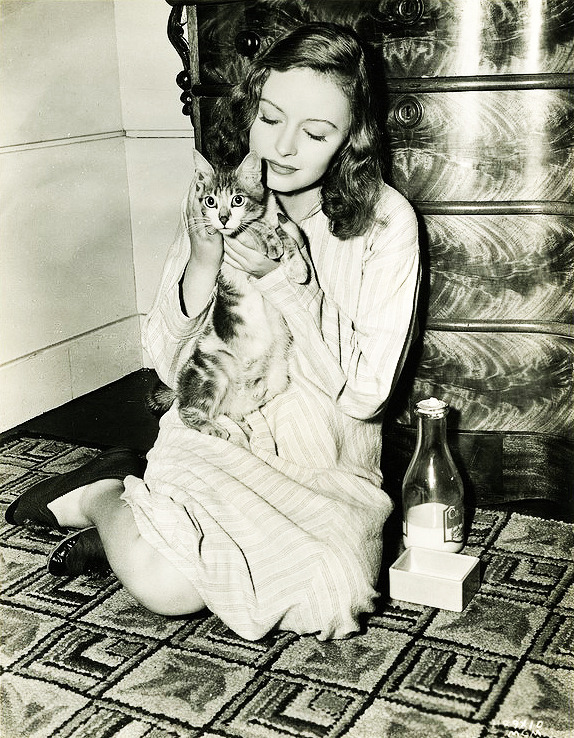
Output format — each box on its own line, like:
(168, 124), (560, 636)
(395, 0), (425, 24)
(395, 96), (424, 128)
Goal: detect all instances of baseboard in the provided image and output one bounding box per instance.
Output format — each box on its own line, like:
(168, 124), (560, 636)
(381, 423), (574, 517)
(0, 317), (143, 432)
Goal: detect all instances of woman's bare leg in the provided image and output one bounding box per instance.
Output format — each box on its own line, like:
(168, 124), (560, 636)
(47, 480), (205, 616)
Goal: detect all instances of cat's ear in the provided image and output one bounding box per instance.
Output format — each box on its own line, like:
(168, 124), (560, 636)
(239, 152), (261, 175)
(236, 152), (263, 194)
(193, 150), (215, 196)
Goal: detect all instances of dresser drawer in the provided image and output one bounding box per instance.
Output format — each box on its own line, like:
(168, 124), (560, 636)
(388, 89), (573, 202)
(400, 331), (573, 435)
(191, 0), (573, 85)
(424, 214), (573, 326)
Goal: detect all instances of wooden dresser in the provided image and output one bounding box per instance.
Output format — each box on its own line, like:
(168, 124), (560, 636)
(166, 0), (573, 515)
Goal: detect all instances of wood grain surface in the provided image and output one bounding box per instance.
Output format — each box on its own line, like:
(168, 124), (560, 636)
(376, 0), (574, 78)
(422, 214), (574, 325)
(192, 0), (574, 83)
(398, 331), (572, 435)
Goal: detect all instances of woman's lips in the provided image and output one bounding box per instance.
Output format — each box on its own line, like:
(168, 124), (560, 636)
(267, 160), (298, 175)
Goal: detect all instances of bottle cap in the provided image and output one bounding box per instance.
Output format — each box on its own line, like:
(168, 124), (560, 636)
(415, 397), (449, 417)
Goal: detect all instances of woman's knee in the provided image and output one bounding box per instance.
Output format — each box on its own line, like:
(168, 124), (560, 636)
(121, 545), (205, 616)
(132, 583), (206, 616)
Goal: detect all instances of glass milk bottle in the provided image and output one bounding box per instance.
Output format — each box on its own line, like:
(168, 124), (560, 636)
(402, 397), (464, 553)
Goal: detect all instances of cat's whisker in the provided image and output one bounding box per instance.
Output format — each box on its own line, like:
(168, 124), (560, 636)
(187, 219), (212, 236)
(188, 217), (211, 228)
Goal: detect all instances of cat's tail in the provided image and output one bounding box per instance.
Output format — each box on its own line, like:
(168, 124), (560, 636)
(176, 351), (234, 438)
(145, 379), (176, 418)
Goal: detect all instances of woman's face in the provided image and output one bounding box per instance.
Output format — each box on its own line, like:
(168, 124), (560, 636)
(249, 68), (351, 194)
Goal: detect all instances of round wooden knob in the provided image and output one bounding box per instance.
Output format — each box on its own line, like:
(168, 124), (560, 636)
(176, 70), (191, 91)
(235, 30), (261, 58)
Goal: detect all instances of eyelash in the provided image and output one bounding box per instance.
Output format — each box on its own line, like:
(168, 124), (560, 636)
(259, 115), (279, 126)
(258, 115), (327, 142)
(306, 131), (327, 142)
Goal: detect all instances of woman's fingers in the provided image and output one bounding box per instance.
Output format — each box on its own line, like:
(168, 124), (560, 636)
(224, 235), (279, 278)
(222, 250), (241, 270)
(224, 236), (261, 268)
(262, 191), (282, 225)
(221, 192), (307, 279)
(186, 177), (201, 221)
(222, 238), (245, 267)
(263, 192), (305, 245)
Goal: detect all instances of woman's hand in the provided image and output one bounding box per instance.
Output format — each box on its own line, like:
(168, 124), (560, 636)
(223, 233), (281, 278)
(185, 177), (224, 268)
(223, 193), (307, 280)
(180, 178), (224, 318)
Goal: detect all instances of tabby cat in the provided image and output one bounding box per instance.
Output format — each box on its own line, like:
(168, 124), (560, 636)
(147, 151), (308, 437)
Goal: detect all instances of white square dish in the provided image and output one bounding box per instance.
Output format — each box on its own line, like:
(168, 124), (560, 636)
(388, 547), (481, 611)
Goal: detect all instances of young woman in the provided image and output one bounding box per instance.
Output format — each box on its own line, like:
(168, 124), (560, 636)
(6, 23), (420, 641)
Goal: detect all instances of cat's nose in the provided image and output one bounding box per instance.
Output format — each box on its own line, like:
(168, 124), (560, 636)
(219, 213), (229, 225)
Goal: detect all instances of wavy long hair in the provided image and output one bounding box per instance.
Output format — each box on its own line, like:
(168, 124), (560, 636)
(207, 23), (386, 240)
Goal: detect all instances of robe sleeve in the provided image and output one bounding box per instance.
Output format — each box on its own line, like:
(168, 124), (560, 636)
(254, 187), (420, 420)
(141, 184), (216, 387)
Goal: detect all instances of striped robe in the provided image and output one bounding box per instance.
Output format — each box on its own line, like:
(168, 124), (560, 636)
(123, 178), (420, 641)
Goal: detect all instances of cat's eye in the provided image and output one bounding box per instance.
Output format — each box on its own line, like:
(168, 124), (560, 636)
(231, 195), (245, 207)
(203, 196), (217, 208)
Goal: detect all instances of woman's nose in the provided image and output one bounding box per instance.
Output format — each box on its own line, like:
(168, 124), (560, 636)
(275, 126), (297, 157)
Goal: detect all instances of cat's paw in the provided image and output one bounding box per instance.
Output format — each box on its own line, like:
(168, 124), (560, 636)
(178, 407), (230, 440)
(206, 423), (230, 440)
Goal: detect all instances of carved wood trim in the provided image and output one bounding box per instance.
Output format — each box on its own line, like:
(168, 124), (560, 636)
(189, 73), (573, 99)
(426, 321), (574, 338)
(415, 202), (574, 216)
(166, 2), (195, 122)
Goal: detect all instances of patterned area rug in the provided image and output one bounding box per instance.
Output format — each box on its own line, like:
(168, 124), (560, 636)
(1, 434), (572, 738)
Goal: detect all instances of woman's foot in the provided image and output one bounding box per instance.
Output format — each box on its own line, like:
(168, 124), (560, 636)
(47, 527), (110, 577)
(4, 448), (145, 528)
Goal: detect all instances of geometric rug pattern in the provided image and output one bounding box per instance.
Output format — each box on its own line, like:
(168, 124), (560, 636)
(1, 434), (572, 737)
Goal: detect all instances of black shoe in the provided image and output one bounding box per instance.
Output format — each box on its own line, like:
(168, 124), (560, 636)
(5, 447), (145, 528)
(47, 527), (111, 577)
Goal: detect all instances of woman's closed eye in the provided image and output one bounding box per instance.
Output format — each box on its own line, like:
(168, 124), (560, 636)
(304, 130), (327, 142)
(259, 114), (327, 142)
(259, 114), (280, 126)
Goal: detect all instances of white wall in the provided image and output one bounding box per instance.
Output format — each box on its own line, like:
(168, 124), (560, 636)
(113, 0), (195, 317)
(0, 0), (195, 431)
